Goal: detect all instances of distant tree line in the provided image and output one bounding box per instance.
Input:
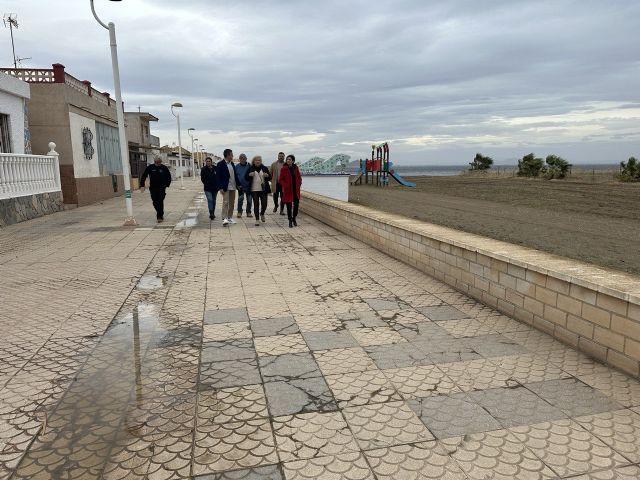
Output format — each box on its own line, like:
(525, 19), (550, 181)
(517, 153), (571, 179)
(469, 153), (493, 171)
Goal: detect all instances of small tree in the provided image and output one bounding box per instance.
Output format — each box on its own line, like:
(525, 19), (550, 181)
(620, 157), (640, 181)
(517, 153), (544, 177)
(545, 155), (572, 179)
(469, 153), (493, 171)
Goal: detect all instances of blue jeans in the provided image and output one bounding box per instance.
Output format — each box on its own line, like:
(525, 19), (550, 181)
(204, 190), (216, 215)
(237, 189), (252, 214)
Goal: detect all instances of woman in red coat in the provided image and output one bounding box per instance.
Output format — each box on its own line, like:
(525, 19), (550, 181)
(278, 154), (302, 228)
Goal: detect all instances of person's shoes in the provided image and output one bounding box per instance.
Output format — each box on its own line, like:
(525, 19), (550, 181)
(289, 220), (293, 228)
(246, 210), (251, 216)
(222, 218), (229, 226)
(292, 219), (297, 227)
(255, 221), (260, 226)
(209, 212), (214, 220)
(228, 218), (237, 224)
(261, 215), (266, 222)
(279, 207), (285, 215)
(273, 205), (278, 213)
(280, 211), (285, 216)
(237, 212), (242, 218)
(156, 218), (162, 223)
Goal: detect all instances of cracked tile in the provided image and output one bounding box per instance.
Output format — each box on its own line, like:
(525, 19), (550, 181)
(489, 353), (571, 383)
(464, 334), (528, 358)
(325, 370), (400, 407)
(203, 322), (252, 341)
(193, 419), (278, 475)
(343, 400), (434, 449)
(566, 465), (640, 479)
(295, 315), (342, 332)
(254, 334), (309, 357)
(264, 376), (337, 416)
(408, 393), (501, 439)
(510, 419), (628, 477)
(383, 365), (460, 399)
(302, 330), (358, 351)
(393, 321), (451, 343)
(439, 319), (497, 338)
(364, 441), (468, 480)
(363, 298), (408, 311)
(438, 358), (518, 392)
(313, 347), (377, 376)
(350, 327), (406, 347)
(250, 317), (299, 337)
(365, 343), (434, 369)
(525, 378), (623, 417)
(468, 386), (567, 428)
(258, 352), (322, 382)
(272, 411), (359, 462)
(282, 451), (375, 479)
(439, 429), (557, 480)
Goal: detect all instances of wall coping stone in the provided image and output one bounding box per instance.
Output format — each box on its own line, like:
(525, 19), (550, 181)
(303, 192), (640, 305)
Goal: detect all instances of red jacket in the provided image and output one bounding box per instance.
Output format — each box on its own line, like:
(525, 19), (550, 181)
(279, 164), (302, 203)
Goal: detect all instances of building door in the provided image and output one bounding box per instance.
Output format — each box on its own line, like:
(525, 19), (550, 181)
(95, 122), (122, 175)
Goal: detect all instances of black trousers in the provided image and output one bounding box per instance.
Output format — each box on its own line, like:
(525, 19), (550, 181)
(150, 187), (166, 219)
(251, 191), (268, 219)
(273, 184), (283, 209)
(285, 197), (299, 221)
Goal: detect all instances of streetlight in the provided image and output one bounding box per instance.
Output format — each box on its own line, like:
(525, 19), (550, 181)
(171, 102), (185, 190)
(187, 128), (196, 181)
(89, 0), (135, 225)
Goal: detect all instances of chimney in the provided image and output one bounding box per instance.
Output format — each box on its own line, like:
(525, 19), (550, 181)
(82, 80), (92, 96)
(52, 63), (65, 83)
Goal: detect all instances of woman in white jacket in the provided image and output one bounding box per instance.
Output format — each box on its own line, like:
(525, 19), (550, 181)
(245, 156), (271, 226)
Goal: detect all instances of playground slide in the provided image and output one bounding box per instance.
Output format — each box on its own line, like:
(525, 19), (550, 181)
(389, 172), (416, 187)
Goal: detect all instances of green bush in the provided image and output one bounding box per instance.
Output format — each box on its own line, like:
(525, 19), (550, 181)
(517, 153), (544, 177)
(469, 153), (493, 171)
(619, 157), (640, 182)
(544, 155), (572, 179)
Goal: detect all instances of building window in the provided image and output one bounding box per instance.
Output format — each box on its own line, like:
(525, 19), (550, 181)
(0, 114), (11, 153)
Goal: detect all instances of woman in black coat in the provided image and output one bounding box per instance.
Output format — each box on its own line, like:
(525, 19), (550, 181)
(245, 156), (271, 226)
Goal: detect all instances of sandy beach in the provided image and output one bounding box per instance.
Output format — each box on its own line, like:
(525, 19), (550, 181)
(350, 173), (640, 275)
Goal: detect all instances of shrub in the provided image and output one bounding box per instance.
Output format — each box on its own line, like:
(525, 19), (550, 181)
(619, 157), (640, 182)
(517, 153), (544, 177)
(469, 153), (493, 171)
(544, 155), (572, 179)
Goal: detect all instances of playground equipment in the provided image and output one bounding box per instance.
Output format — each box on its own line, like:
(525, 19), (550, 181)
(352, 142), (416, 187)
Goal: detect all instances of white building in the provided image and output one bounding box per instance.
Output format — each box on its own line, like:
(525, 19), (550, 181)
(0, 71), (31, 154)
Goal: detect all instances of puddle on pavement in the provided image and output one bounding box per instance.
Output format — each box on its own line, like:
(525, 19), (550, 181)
(136, 275), (167, 291)
(12, 299), (182, 477)
(175, 217), (198, 228)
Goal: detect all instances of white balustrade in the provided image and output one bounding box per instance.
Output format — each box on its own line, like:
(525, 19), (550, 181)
(0, 142), (61, 200)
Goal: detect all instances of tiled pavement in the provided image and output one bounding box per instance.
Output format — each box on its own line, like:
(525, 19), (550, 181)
(1, 183), (640, 479)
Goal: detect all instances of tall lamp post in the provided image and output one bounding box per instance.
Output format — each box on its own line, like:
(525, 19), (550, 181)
(188, 128), (196, 181)
(89, 0), (135, 225)
(171, 102), (185, 190)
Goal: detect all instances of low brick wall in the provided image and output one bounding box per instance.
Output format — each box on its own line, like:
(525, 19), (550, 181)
(302, 192), (640, 376)
(0, 191), (64, 227)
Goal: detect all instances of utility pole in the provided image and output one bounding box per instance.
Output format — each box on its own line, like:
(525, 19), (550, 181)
(3, 14), (18, 68)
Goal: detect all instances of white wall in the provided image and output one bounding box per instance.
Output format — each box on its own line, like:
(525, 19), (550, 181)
(301, 174), (350, 201)
(0, 72), (30, 154)
(68, 112), (100, 178)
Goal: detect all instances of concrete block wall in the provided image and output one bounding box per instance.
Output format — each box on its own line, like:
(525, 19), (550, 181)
(302, 192), (640, 377)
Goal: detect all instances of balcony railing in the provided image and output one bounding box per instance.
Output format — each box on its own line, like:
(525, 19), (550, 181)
(0, 143), (61, 200)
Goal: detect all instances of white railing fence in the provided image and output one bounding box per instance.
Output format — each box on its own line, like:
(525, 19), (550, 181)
(0, 142), (61, 200)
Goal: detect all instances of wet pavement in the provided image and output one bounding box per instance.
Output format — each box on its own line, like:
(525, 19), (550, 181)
(1, 182), (640, 479)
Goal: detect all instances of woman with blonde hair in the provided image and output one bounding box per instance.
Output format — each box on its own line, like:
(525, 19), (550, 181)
(245, 155), (271, 226)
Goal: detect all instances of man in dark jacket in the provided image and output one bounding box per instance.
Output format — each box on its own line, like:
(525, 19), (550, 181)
(140, 156), (172, 222)
(216, 148), (241, 226)
(201, 157), (219, 220)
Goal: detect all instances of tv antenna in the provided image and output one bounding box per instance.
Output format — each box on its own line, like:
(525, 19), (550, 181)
(17, 56), (31, 67)
(3, 13), (18, 68)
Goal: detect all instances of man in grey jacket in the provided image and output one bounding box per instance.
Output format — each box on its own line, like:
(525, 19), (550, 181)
(270, 152), (285, 215)
(235, 153), (252, 218)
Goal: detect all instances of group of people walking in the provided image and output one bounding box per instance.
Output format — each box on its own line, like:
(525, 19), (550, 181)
(140, 149), (302, 228)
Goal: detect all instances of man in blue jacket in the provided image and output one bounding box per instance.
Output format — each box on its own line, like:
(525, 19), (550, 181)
(200, 157), (218, 220)
(235, 153), (252, 218)
(216, 148), (241, 226)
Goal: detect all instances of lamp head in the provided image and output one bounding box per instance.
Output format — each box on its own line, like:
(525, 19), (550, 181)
(171, 102), (183, 108)
(188, 128), (195, 133)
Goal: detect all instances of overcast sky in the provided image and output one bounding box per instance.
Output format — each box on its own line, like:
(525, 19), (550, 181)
(4, 0), (640, 165)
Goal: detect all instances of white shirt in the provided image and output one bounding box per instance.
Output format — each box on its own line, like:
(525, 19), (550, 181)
(226, 161), (236, 190)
